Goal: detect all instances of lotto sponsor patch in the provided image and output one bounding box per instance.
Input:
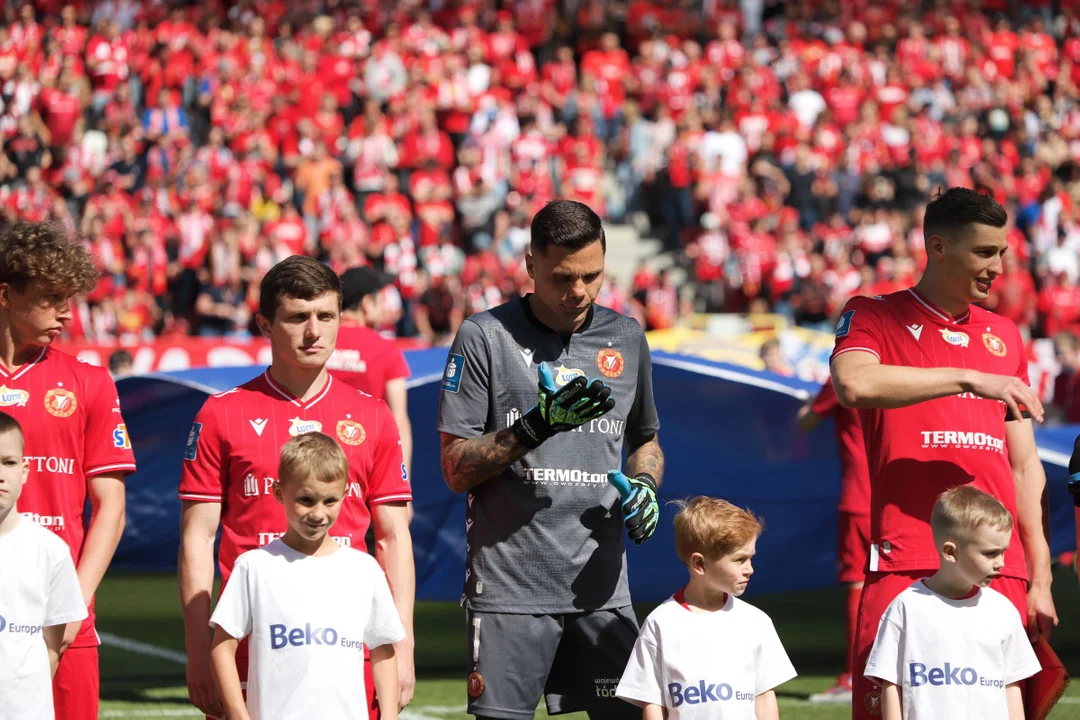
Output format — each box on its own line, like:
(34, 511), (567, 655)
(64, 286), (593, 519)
(443, 353), (465, 393)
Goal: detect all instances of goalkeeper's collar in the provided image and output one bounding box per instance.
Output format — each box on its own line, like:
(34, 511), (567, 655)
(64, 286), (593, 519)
(520, 294), (596, 336)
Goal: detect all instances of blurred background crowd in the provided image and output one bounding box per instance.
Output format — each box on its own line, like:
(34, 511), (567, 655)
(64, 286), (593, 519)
(3, 0), (1080, 417)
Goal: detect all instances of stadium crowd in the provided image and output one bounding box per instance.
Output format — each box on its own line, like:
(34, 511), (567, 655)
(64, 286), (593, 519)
(3, 0), (1080, 369)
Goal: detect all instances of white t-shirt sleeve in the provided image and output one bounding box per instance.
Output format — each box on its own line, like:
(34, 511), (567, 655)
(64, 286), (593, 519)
(363, 562), (406, 649)
(754, 615), (798, 694)
(615, 617), (664, 707)
(1001, 610), (1040, 685)
(209, 557), (253, 641)
(864, 603), (905, 685)
(44, 542), (87, 627)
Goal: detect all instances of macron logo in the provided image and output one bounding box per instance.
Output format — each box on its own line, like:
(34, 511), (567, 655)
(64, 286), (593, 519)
(906, 324), (924, 341)
(520, 348), (534, 366)
(250, 418), (268, 437)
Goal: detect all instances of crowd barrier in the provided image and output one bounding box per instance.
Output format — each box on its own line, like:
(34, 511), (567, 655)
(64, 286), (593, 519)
(112, 349), (1079, 601)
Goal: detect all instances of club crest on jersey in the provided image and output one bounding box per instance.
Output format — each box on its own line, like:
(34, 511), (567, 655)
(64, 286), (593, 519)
(112, 424), (131, 450)
(44, 388), (77, 418)
(336, 419), (365, 446)
(288, 417), (322, 436)
(939, 328), (970, 347)
(0, 385), (29, 407)
(982, 332), (1007, 357)
(554, 365), (585, 387)
(596, 348), (624, 378)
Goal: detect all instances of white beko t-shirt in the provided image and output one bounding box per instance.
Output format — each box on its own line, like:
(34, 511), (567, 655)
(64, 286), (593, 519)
(865, 581), (1040, 720)
(0, 517), (88, 720)
(210, 540), (406, 720)
(616, 589), (797, 720)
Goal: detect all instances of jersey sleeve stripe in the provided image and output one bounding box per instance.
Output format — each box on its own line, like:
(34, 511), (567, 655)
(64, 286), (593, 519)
(178, 492), (223, 502)
(831, 346), (881, 361)
(369, 493), (413, 505)
(85, 462), (138, 477)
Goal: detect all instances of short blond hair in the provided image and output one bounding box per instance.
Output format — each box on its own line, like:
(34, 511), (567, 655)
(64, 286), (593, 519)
(278, 432), (348, 487)
(930, 486), (1013, 543)
(672, 496), (763, 565)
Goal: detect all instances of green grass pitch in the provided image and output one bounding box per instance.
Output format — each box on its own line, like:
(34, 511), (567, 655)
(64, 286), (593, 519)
(96, 566), (1080, 718)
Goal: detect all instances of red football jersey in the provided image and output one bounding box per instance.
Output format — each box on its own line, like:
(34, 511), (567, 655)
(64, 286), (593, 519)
(810, 377), (870, 515)
(831, 288), (1029, 580)
(326, 321), (410, 401)
(4, 346), (137, 648)
(178, 370), (410, 585)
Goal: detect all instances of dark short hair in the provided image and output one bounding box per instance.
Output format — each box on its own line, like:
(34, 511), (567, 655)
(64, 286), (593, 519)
(259, 256), (341, 321)
(109, 349), (133, 374)
(924, 187), (1007, 240)
(0, 411), (23, 442)
(530, 200), (606, 254)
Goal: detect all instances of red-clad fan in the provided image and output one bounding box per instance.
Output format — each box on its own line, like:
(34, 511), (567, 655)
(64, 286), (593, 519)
(328, 266), (413, 477)
(0, 222), (136, 720)
(830, 189), (1056, 720)
(798, 377), (870, 705)
(178, 257), (415, 720)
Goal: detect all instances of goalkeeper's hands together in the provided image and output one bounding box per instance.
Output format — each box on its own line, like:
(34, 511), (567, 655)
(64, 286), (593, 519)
(511, 361), (616, 449)
(608, 470), (659, 545)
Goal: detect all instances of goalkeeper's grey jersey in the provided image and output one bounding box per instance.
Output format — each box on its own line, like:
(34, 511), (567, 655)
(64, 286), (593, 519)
(437, 296), (660, 613)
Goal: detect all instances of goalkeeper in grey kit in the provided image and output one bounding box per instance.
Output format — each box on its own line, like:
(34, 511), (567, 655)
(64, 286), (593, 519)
(438, 200), (663, 720)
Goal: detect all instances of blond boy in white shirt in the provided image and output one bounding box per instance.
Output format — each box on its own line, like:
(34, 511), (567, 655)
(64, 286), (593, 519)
(0, 412), (88, 720)
(865, 486), (1040, 720)
(616, 496), (796, 720)
(209, 432), (406, 720)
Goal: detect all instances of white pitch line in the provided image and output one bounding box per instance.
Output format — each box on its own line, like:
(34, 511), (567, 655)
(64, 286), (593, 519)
(99, 632), (188, 665)
(99, 710), (203, 718)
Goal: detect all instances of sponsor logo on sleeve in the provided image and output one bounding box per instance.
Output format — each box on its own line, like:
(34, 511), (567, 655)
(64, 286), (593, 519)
(596, 348), (625, 378)
(44, 387), (77, 418)
(835, 309), (855, 338)
(0, 385), (29, 407)
(288, 418), (322, 436)
(401, 462), (409, 482)
(336, 417), (365, 446)
(442, 353), (465, 393)
(939, 328), (970, 347)
(184, 422), (202, 461)
(982, 332), (1007, 357)
(112, 424), (131, 450)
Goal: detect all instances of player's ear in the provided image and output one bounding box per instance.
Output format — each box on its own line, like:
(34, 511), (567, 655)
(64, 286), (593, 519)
(255, 312), (273, 339)
(0, 283), (11, 311)
(525, 249), (535, 280)
(925, 234), (947, 261)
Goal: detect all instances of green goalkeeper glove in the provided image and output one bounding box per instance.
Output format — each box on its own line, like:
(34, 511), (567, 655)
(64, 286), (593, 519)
(511, 361), (616, 449)
(608, 470), (659, 545)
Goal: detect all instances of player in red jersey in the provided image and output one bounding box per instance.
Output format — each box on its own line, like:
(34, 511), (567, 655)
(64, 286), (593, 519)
(830, 189), (1056, 720)
(178, 256), (415, 720)
(328, 266), (412, 476)
(0, 222), (137, 720)
(798, 377), (870, 705)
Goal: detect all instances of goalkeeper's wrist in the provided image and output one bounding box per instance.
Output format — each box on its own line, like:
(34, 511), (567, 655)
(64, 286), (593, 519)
(631, 473), (658, 491)
(511, 407), (553, 450)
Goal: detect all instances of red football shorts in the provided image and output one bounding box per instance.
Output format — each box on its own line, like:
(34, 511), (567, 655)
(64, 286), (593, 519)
(852, 570), (1027, 719)
(838, 512), (870, 585)
(230, 639), (380, 720)
(53, 646), (99, 720)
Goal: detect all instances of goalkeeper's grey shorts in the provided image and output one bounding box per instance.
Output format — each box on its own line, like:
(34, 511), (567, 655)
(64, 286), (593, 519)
(463, 606), (641, 720)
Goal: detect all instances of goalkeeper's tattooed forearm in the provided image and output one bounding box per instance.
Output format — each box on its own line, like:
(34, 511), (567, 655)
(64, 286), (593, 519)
(627, 436), (665, 486)
(441, 429), (531, 493)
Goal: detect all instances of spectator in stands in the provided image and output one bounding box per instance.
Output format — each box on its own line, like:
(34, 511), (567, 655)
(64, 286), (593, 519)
(1051, 332), (1080, 424)
(108, 349), (133, 378)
